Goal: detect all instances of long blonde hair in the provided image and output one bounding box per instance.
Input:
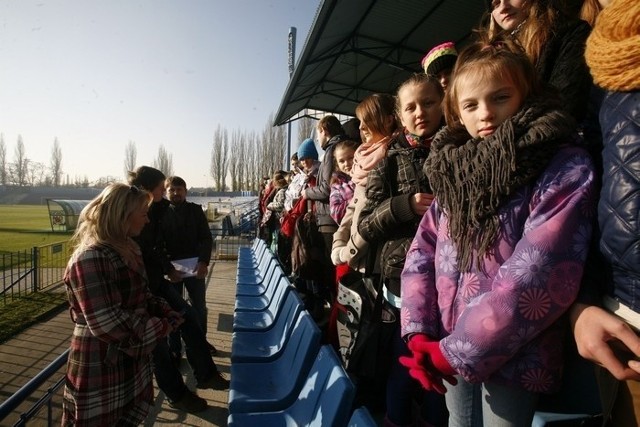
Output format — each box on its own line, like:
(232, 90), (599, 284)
(71, 183), (151, 256)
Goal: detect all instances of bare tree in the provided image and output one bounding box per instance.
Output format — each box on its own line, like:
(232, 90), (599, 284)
(249, 132), (261, 192)
(228, 129), (243, 191)
(25, 160), (47, 186)
(210, 125), (229, 191)
(0, 134), (6, 185)
(297, 116), (315, 141)
(153, 145), (173, 177)
(124, 140), (137, 177)
(11, 135), (27, 186)
(50, 138), (63, 187)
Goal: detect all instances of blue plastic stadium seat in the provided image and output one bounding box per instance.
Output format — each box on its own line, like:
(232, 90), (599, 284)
(348, 406), (378, 427)
(235, 275), (290, 312)
(237, 239), (270, 269)
(228, 345), (355, 427)
(231, 290), (305, 363)
(228, 311), (322, 414)
(233, 285), (296, 332)
(236, 262), (284, 297)
(237, 251), (275, 275)
(236, 256), (278, 286)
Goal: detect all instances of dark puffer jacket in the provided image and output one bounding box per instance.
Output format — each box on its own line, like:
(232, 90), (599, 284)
(598, 91), (640, 311)
(358, 132), (431, 297)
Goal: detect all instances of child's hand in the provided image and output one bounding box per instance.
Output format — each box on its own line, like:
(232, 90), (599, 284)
(411, 193), (434, 215)
(399, 333), (457, 393)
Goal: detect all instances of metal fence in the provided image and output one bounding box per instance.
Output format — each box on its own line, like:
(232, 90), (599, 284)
(1, 241), (72, 306)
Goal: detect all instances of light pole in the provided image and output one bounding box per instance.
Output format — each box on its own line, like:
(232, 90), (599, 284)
(286, 27), (296, 171)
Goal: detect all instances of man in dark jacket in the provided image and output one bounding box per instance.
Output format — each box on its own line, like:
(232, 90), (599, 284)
(302, 115), (345, 305)
(162, 176), (217, 358)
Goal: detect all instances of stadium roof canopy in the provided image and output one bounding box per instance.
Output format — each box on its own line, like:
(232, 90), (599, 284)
(274, 0), (489, 126)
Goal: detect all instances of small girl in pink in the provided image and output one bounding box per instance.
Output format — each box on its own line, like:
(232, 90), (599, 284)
(329, 139), (359, 225)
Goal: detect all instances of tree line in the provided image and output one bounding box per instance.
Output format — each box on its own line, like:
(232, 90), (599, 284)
(0, 115), (316, 191)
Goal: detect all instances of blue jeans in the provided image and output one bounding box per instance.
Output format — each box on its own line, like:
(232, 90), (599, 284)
(169, 277), (208, 355)
(152, 280), (217, 386)
(444, 377), (538, 427)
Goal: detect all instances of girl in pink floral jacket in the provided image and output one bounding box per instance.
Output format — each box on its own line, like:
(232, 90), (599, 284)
(399, 38), (597, 426)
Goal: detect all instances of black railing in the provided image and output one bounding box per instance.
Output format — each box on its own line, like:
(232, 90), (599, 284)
(0, 349), (68, 426)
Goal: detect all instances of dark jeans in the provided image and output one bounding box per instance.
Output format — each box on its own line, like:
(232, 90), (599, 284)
(386, 308), (448, 426)
(169, 277), (208, 356)
(151, 280), (217, 392)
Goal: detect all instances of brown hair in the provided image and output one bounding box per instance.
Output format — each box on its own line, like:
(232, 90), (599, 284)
(485, 0), (563, 68)
(580, 0), (603, 27)
(395, 73), (444, 115)
(444, 36), (542, 126)
(317, 115), (345, 138)
(165, 175), (187, 188)
(355, 93), (399, 137)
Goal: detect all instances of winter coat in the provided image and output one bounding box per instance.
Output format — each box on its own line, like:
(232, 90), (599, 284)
(134, 198), (173, 292)
(305, 135), (344, 231)
(357, 133), (432, 298)
(401, 145), (596, 392)
(537, 19), (593, 122)
(63, 244), (171, 425)
(284, 161), (320, 212)
(329, 171), (355, 225)
(598, 91), (640, 311)
(160, 201), (213, 264)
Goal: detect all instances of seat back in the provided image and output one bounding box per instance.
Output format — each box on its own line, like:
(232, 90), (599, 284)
(348, 406), (377, 426)
(231, 290), (305, 362)
(229, 310), (322, 413)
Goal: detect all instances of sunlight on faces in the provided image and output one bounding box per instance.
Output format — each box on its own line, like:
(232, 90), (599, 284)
(334, 145), (355, 174)
(166, 183), (187, 204)
(358, 120), (388, 144)
(127, 203), (149, 237)
(316, 126), (328, 147)
(398, 81), (443, 138)
(456, 70), (524, 139)
(491, 0), (528, 32)
(300, 157), (315, 172)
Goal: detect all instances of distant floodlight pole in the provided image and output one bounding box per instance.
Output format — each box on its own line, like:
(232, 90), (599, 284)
(286, 26), (296, 170)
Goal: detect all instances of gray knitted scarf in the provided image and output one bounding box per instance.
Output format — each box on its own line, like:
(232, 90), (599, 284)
(424, 97), (575, 272)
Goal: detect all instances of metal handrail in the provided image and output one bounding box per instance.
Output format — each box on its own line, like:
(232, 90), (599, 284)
(0, 349), (69, 425)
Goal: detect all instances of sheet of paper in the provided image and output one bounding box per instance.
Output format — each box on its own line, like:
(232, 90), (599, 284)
(170, 257), (199, 278)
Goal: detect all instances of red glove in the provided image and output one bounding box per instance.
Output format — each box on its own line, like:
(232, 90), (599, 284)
(399, 334), (457, 394)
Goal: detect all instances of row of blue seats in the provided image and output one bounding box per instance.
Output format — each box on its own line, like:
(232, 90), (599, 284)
(228, 239), (377, 426)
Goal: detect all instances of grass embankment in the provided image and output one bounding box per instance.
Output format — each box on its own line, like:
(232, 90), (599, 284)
(0, 205), (71, 342)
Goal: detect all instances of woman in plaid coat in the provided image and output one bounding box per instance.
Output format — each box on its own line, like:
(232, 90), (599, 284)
(62, 184), (181, 426)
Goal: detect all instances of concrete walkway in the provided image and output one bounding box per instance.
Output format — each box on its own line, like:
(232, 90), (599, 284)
(0, 259), (238, 426)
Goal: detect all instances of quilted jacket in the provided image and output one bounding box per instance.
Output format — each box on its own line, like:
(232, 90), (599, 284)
(598, 91), (640, 311)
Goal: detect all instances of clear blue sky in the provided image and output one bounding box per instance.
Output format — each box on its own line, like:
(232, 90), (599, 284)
(0, 0), (318, 188)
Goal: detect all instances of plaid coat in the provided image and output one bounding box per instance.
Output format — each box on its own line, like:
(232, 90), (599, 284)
(62, 243), (171, 426)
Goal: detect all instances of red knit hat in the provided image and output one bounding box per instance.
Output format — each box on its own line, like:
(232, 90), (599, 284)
(421, 42), (458, 76)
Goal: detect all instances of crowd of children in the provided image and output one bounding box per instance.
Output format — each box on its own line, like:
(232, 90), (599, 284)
(254, 0), (639, 425)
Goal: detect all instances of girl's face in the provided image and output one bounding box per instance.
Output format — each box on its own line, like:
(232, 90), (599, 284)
(127, 203), (149, 237)
(491, 0), (528, 32)
(334, 146), (355, 174)
(457, 72), (524, 139)
(398, 82), (443, 138)
(150, 182), (165, 202)
(359, 120), (387, 144)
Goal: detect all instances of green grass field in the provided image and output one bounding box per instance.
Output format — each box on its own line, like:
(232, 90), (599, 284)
(0, 205), (72, 252)
(0, 205), (71, 342)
